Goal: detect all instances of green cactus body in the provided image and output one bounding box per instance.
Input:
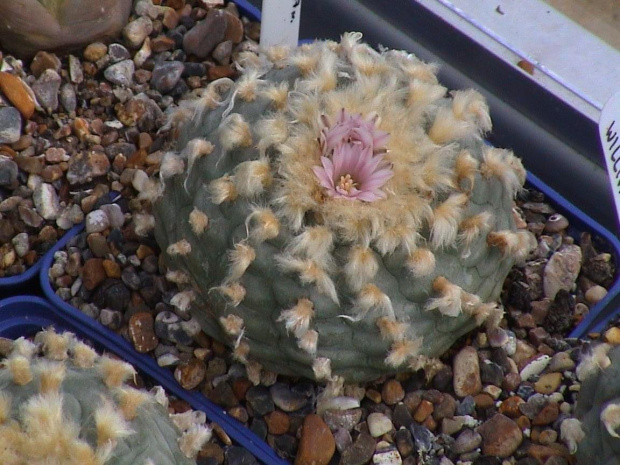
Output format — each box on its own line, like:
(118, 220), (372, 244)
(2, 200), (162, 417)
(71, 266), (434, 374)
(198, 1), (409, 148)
(571, 344), (620, 465)
(151, 34), (534, 383)
(0, 329), (210, 465)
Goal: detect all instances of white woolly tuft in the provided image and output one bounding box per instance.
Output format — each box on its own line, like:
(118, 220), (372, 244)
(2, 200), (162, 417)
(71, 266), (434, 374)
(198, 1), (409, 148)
(236, 69), (262, 102)
(94, 398), (135, 447)
(189, 208), (209, 235)
(406, 79), (446, 111)
(560, 418), (585, 454)
(0, 391), (11, 425)
(213, 283), (247, 307)
(298, 330), (319, 357)
(451, 89), (492, 133)
(458, 211), (493, 257)
(276, 255), (339, 304)
(97, 356), (136, 388)
(576, 343), (612, 381)
(165, 269), (190, 284)
(406, 248), (436, 277)
(183, 139), (214, 189)
(429, 193), (468, 249)
(170, 290), (196, 313)
(233, 158), (272, 198)
(255, 116), (289, 153)
(37, 360), (67, 394)
(11, 337), (37, 359)
(480, 147), (525, 197)
(428, 106), (475, 144)
(218, 113), (253, 151)
(232, 340), (250, 364)
(35, 329), (71, 361)
(116, 387), (152, 421)
(341, 284), (394, 322)
(425, 276), (463, 317)
(454, 150), (479, 191)
(166, 239), (192, 256)
(286, 226), (335, 270)
(344, 246), (379, 293)
(8, 355), (33, 385)
(376, 316), (410, 342)
(70, 341), (98, 369)
(219, 314), (245, 337)
(602, 403), (620, 439)
(179, 425), (213, 459)
(487, 230), (535, 262)
(225, 242), (256, 283)
(385, 338), (423, 367)
(208, 176), (237, 204)
(133, 213), (156, 236)
(260, 81), (290, 110)
(170, 410), (207, 432)
(312, 357), (332, 380)
(245, 207), (280, 242)
(277, 298), (315, 338)
(137, 178), (164, 203)
(159, 152), (185, 181)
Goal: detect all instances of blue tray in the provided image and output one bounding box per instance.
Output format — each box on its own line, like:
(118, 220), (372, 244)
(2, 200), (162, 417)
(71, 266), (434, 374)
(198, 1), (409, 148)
(0, 295), (290, 465)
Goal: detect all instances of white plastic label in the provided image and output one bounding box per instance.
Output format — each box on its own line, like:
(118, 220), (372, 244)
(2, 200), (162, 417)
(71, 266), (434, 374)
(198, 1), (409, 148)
(259, 0), (302, 49)
(599, 91), (620, 230)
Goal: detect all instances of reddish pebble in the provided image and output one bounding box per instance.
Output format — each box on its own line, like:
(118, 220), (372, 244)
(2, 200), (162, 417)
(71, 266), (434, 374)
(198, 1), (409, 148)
(295, 414), (335, 465)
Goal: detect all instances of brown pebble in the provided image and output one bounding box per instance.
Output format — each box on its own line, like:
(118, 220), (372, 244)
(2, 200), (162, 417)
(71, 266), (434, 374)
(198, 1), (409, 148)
(199, 443), (225, 464)
(534, 373), (562, 395)
(499, 396), (525, 418)
(478, 414), (523, 458)
(365, 388), (382, 404)
(81, 258), (106, 290)
(265, 410), (291, 435)
(528, 444), (570, 463)
(0, 72), (35, 119)
(413, 400), (434, 423)
(382, 379), (405, 405)
(128, 312), (159, 353)
(532, 401), (559, 426)
(453, 346), (482, 398)
(232, 377), (253, 401)
(174, 358), (207, 390)
(102, 259), (122, 279)
(295, 414), (335, 465)
(228, 405), (249, 424)
(474, 393), (495, 410)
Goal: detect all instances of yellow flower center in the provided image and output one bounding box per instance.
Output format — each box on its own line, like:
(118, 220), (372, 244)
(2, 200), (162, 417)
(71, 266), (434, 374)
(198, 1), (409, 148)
(337, 174), (357, 193)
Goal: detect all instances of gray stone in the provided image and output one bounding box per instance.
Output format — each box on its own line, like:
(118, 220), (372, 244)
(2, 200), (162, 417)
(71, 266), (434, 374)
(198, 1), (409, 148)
(32, 69), (61, 111)
(183, 8), (227, 58)
(269, 383), (309, 412)
(60, 83), (77, 113)
(452, 428), (482, 454)
(68, 55), (84, 84)
(11, 232), (29, 257)
(100, 203), (125, 229)
(340, 432), (375, 465)
(0, 156), (18, 187)
(18, 205), (44, 228)
(104, 59), (135, 86)
(150, 60), (184, 94)
(85, 209), (110, 234)
(123, 16), (153, 48)
(33, 183), (61, 220)
(108, 43), (131, 63)
(543, 244), (582, 299)
(0, 107), (21, 144)
(99, 308), (123, 330)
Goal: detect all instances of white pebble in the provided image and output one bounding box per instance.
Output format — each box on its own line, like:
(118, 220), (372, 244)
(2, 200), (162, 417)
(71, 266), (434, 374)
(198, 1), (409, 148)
(367, 412), (393, 437)
(519, 354), (551, 381)
(85, 209), (110, 233)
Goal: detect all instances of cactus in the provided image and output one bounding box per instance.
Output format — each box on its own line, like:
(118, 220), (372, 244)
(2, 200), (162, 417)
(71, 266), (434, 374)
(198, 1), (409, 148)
(0, 328), (210, 464)
(149, 33), (534, 383)
(569, 343), (620, 465)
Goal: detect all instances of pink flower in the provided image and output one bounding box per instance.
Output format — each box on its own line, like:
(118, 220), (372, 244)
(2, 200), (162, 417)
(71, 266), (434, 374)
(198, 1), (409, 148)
(313, 109), (393, 201)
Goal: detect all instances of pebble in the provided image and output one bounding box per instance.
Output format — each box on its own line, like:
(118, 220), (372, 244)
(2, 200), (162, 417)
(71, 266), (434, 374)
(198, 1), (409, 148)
(340, 432), (376, 465)
(183, 8), (228, 58)
(128, 312), (159, 353)
(0, 71), (35, 119)
(534, 372), (562, 394)
(0, 156), (19, 187)
(477, 414), (523, 458)
(269, 383), (309, 412)
(123, 16), (154, 48)
(366, 413), (393, 439)
(372, 441), (402, 465)
(174, 358), (206, 390)
(382, 379), (405, 406)
(85, 209), (111, 234)
(295, 414), (335, 465)
(81, 258), (106, 290)
(519, 354), (551, 381)
(0, 107), (22, 143)
(32, 69), (61, 111)
(543, 245), (582, 299)
(30, 51), (62, 78)
(585, 284), (607, 304)
(104, 59), (135, 87)
(151, 60), (185, 93)
(452, 428), (482, 454)
(323, 408), (363, 432)
(453, 346), (482, 397)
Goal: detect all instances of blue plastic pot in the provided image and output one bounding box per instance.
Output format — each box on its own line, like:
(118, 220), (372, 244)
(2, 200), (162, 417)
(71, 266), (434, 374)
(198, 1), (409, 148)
(0, 294), (290, 465)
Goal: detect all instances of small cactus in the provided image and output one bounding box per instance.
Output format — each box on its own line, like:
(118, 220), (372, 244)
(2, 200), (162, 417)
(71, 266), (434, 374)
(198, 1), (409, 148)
(0, 328), (210, 464)
(571, 343), (620, 465)
(149, 33), (534, 383)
